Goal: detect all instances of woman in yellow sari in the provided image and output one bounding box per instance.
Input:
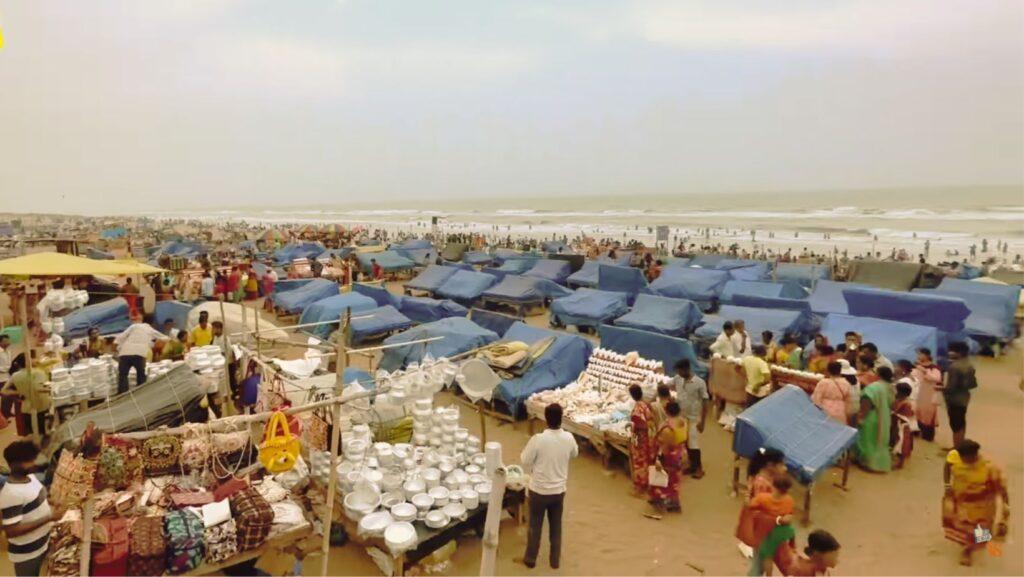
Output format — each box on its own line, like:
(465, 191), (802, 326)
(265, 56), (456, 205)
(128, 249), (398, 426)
(649, 401), (688, 512)
(943, 439), (1010, 566)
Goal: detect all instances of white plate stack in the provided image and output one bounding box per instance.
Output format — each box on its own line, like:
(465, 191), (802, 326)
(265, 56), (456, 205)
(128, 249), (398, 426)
(69, 364), (91, 402)
(50, 367), (73, 407)
(411, 398), (433, 447)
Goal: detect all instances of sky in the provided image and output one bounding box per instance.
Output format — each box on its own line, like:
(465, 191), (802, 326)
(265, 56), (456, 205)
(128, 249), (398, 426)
(0, 0), (1021, 214)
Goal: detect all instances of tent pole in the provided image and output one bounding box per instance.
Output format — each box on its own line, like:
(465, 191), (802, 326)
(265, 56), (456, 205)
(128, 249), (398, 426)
(19, 290), (39, 442)
(320, 309), (350, 577)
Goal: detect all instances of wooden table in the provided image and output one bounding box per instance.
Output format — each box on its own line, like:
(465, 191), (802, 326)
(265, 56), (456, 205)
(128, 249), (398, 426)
(525, 400), (629, 470)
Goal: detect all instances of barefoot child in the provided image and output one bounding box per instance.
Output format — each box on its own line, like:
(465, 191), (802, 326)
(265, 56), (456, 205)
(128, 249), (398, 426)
(891, 381), (916, 468)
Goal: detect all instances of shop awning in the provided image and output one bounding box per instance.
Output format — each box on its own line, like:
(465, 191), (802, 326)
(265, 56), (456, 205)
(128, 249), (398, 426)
(0, 252), (164, 276)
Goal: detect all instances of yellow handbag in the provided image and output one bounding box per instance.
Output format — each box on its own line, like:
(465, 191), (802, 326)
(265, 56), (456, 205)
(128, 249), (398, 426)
(259, 411), (301, 473)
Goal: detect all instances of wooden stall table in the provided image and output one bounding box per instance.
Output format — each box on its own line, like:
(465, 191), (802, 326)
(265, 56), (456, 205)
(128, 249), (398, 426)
(708, 357), (748, 416)
(524, 399), (618, 468)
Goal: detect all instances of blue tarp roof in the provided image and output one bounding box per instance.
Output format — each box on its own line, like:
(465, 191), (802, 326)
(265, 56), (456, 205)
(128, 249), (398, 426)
(599, 324), (707, 378)
(462, 251), (493, 265)
(61, 297), (131, 339)
(843, 287), (970, 333)
(274, 278), (316, 294)
(399, 297), (468, 324)
(443, 261), (474, 271)
(405, 265), (459, 293)
(730, 294), (813, 314)
(493, 322), (594, 417)
(598, 264), (648, 304)
(734, 385), (858, 484)
(774, 263), (832, 289)
(566, 261), (600, 288)
(550, 288), (629, 328)
(351, 283), (403, 309)
(434, 270), (498, 304)
(299, 293), (378, 339)
(721, 280), (807, 304)
(394, 247), (436, 265)
(649, 266), (730, 305)
(713, 259), (771, 281)
(938, 277), (1022, 308)
(350, 305), (413, 344)
(482, 275), (572, 303)
(612, 293), (703, 336)
(482, 258), (541, 282)
(806, 280), (870, 316)
(688, 255), (730, 268)
(915, 287), (1017, 341)
(695, 305), (814, 345)
(273, 242), (325, 265)
(821, 313), (939, 365)
(152, 240), (206, 259)
(469, 309), (520, 337)
(100, 227), (127, 239)
(356, 251), (416, 273)
(272, 278), (338, 314)
(379, 317), (498, 372)
(596, 251), (632, 267)
(523, 259), (572, 285)
(152, 301), (193, 334)
(316, 247), (354, 262)
(393, 238), (433, 250)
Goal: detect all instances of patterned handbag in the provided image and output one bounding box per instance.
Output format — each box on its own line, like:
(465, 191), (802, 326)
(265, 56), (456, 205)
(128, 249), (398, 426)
(229, 487), (274, 551)
(48, 521), (82, 577)
(212, 430), (250, 456)
(301, 390), (331, 451)
(128, 515), (167, 576)
(92, 517), (130, 577)
(51, 449), (98, 511)
(143, 434), (182, 476)
(97, 436), (143, 490)
(205, 519), (239, 564)
(164, 509), (205, 575)
(180, 429), (212, 472)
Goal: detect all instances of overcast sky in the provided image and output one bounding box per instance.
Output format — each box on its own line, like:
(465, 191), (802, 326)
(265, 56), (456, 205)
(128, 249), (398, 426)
(0, 0), (1021, 214)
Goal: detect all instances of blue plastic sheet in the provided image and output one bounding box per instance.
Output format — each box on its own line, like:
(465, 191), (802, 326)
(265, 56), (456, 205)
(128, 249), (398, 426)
(274, 279), (315, 294)
(599, 324), (707, 378)
(550, 288), (629, 328)
(937, 278), (1021, 314)
(843, 287), (970, 333)
(493, 322), (594, 417)
(721, 280), (806, 304)
(734, 385), (857, 484)
(806, 280), (869, 316)
(566, 261), (600, 288)
(482, 275), (572, 303)
(523, 259), (572, 284)
(434, 270), (498, 304)
(316, 248), (354, 262)
(462, 251), (493, 265)
(299, 293), (378, 339)
(394, 247), (436, 265)
(351, 283), (404, 309)
(649, 267), (730, 306)
(404, 265), (459, 293)
(443, 262), (474, 271)
(350, 305), (414, 344)
(379, 317), (499, 371)
(774, 263), (831, 289)
(695, 305), (814, 345)
(393, 238), (433, 250)
(688, 255), (730, 268)
(273, 242), (325, 265)
(730, 294), (813, 313)
(101, 227), (127, 239)
(482, 257), (541, 282)
(152, 301), (193, 335)
(399, 297), (469, 324)
(61, 297), (131, 339)
(356, 251), (416, 273)
(596, 252), (632, 266)
(821, 314), (939, 365)
(151, 240), (207, 259)
(272, 278), (338, 314)
(915, 288), (1016, 341)
(597, 265), (648, 304)
(714, 259), (771, 281)
(469, 308), (520, 337)
(612, 293), (703, 336)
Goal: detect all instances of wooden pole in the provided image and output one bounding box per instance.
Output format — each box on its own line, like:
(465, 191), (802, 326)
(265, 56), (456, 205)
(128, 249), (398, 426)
(78, 497), (94, 576)
(320, 309), (350, 577)
(19, 290), (39, 442)
(478, 466), (507, 577)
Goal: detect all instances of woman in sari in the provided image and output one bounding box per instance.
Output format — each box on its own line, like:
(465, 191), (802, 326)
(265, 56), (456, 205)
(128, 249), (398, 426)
(649, 401), (687, 512)
(855, 355), (879, 387)
(943, 439), (1009, 566)
(628, 384), (657, 495)
(767, 529), (841, 576)
(736, 448), (787, 559)
(913, 348), (942, 442)
(854, 366), (893, 472)
(811, 362), (851, 424)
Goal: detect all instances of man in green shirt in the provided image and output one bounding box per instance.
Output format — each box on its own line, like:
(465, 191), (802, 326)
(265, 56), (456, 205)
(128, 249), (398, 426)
(942, 341), (977, 449)
(1, 351), (49, 436)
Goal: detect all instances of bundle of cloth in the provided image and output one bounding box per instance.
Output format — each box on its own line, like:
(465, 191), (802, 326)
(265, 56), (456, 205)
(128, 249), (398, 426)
(477, 336), (556, 379)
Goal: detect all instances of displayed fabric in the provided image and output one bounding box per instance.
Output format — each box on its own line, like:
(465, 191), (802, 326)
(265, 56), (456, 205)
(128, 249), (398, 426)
(164, 509), (206, 575)
(51, 449), (97, 510)
(48, 521), (82, 577)
(271, 499), (306, 528)
(230, 487), (274, 551)
(205, 519), (239, 564)
(92, 517), (130, 576)
(97, 436), (143, 490)
(142, 433), (182, 476)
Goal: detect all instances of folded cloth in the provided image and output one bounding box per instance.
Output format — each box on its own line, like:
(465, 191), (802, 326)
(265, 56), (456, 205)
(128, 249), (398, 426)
(255, 478), (289, 503)
(201, 499), (232, 528)
(270, 499), (306, 530)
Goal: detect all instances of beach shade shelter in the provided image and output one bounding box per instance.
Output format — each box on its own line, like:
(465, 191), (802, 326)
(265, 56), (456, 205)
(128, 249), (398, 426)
(713, 259), (772, 281)
(469, 308), (521, 338)
(480, 275), (572, 316)
(60, 297), (132, 339)
(822, 313), (939, 365)
(462, 251), (493, 266)
(394, 247), (436, 266)
(379, 317), (499, 371)
(443, 261), (474, 272)
(806, 280), (871, 317)
(399, 297), (469, 324)
(523, 259), (572, 285)
(271, 278), (339, 315)
(550, 288), (630, 329)
(351, 282), (404, 309)
(0, 251), (164, 276)
(349, 305), (414, 344)
(433, 270), (499, 305)
(188, 302), (289, 340)
(649, 266), (731, 309)
(152, 301), (194, 334)
(597, 264), (648, 305)
(842, 287), (970, 333)
(733, 385), (857, 520)
(273, 242), (326, 266)
(695, 305), (815, 346)
(915, 278), (1022, 342)
(491, 322), (594, 417)
(482, 257), (541, 282)
(721, 280), (808, 304)
(100, 227), (128, 239)
(596, 251), (633, 267)
(599, 324), (707, 378)
(355, 250), (416, 275)
(298, 293), (378, 340)
(613, 293), (703, 337)
(846, 260), (924, 291)
(86, 247), (115, 260)
(774, 263), (832, 290)
(273, 278), (316, 295)
(403, 264), (459, 295)
(566, 261), (600, 289)
(315, 247), (354, 263)
(394, 238), (434, 251)
(441, 243), (469, 262)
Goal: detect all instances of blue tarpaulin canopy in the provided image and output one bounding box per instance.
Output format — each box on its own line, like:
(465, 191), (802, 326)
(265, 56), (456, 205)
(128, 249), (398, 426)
(730, 294), (813, 314)
(597, 252), (632, 266)
(356, 251), (416, 273)
(713, 259), (771, 281)
(351, 283), (403, 308)
(649, 267), (730, 306)
(299, 293), (378, 339)
(100, 227), (128, 239)
(806, 280), (870, 316)
(688, 255), (730, 268)
(842, 287), (970, 333)
(315, 247), (354, 262)
(822, 314), (939, 365)
(469, 308), (520, 337)
(613, 293), (703, 336)
(399, 297), (469, 324)
(393, 238), (433, 250)
(599, 324), (707, 378)
(597, 265), (648, 304)
(404, 265), (459, 294)
(482, 257), (541, 282)
(379, 317), (499, 371)
(151, 240), (206, 259)
(443, 262), (474, 271)
(774, 263), (832, 289)
(394, 247), (436, 265)
(273, 242), (325, 265)
(734, 385), (857, 484)
(695, 305), (814, 345)
(152, 301), (194, 334)
(721, 280), (807, 304)
(566, 261), (600, 288)
(550, 288), (629, 328)
(493, 322), (593, 417)
(915, 279), (1019, 341)
(350, 305), (413, 344)
(462, 251), (493, 266)
(523, 259), (572, 284)
(273, 278), (315, 294)
(61, 297), (131, 339)
(272, 278), (338, 314)
(482, 275), (572, 303)
(434, 270), (498, 304)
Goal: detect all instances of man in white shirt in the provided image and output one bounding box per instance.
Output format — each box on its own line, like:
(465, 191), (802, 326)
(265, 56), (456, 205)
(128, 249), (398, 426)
(731, 319), (752, 357)
(113, 317), (169, 394)
(708, 321), (737, 357)
(200, 271), (215, 300)
(520, 403), (578, 570)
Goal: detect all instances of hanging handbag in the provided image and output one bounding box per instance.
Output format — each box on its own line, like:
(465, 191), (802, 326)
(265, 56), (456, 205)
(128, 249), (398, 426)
(51, 449), (98, 512)
(259, 410), (301, 473)
(142, 433), (182, 476)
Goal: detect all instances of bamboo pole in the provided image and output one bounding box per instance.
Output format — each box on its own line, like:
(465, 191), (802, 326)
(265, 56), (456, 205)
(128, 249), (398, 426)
(78, 497), (94, 576)
(320, 309), (350, 577)
(478, 466), (507, 577)
(19, 290), (39, 442)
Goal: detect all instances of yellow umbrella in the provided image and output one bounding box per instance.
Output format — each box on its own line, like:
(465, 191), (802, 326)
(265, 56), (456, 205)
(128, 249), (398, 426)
(0, 252), (164, 277)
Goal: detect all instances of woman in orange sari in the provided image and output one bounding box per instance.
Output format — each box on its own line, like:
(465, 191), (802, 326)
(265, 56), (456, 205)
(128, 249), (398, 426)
(736, 448), (788, 559)
(943, 439), (1010, 566)
(628, 384), (657, 495)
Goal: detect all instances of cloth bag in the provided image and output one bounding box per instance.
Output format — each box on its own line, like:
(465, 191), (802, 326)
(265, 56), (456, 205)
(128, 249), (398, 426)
(230, 487), (274, 551)
(128, 515), (167, 576)
(205, 519), (239, 564)
(51, 449), (98, 511)
(142, 433), (182, 476)
(96, 436), (143, 490)
(164, 509), (206, 574)
(259, 411), (301, 473)
(92, 517), (130, 577)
